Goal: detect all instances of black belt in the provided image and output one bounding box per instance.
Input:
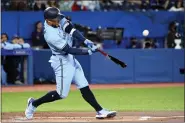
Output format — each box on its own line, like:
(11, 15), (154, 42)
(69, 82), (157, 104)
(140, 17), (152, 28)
(52, 53), (68, 56)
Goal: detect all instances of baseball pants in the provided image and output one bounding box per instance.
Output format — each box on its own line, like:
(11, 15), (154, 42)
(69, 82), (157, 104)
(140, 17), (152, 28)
(50, 55), (89, 98)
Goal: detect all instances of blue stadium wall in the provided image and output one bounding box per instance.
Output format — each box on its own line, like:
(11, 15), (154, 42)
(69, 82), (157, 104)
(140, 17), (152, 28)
(2, 11), (184, 84)
(33, 49), (184, 83)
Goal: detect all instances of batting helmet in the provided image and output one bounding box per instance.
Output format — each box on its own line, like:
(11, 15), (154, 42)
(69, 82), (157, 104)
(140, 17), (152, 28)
(44, 7), (62, 20)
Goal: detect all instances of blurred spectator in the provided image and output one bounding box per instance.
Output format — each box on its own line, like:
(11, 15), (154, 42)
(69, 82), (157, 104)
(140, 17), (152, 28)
(1, 33), (12, 49)
(169, 0), (184, 11)
(142, 37), (156, 49)
(59, 0), (74, 11)
(1, 33), (30, 85)
(8, 1), (18, 11)
(152, 39), (160, 48)
(140, 0), (150, 10)
(167, 21), (183, 49)
(1, 0), (11, 11)
(46, 0), (59, 8)
(72, 1), (89, 11)
(150, 0), (166, 10)
(33, 0), (46, 11)
(1, 33), (26, 49)
(112, 0), (124, 10)
(3, 55), (23, 85)
(1, 33), (12, 76)
(9, 0), (28, 11)
(2, 0), (183, 11)
(112, 0), (123, 5)
(71, 1), (81, 11)
(99, 0), (114, 11)
(1, 33), (8, 41)
(1, 33), (10, 83)
(76, 1), (101, 11)
(31, 21), (47, 49)
(12, 35), (22, 48)
(166, 21), (180, 48)
(1, 34), (23, 85)
(126, 37), (142, 49)
(88, 0), (101, 11)
(163, 0), (175, 10)
(17, 1), (27, 11)
(1, 33), (30, 49)
(12, 35), (30, 49)
(127, 1), (140, 11)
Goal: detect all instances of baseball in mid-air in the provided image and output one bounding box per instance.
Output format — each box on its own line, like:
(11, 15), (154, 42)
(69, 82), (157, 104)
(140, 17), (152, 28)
(142, 30), (149, 36)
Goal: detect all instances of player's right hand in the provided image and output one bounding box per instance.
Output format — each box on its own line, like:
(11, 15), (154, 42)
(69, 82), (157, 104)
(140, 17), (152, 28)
(84, 39), (97, 52)
(87, 49), (93, 55)
(87, 48), (98, 55)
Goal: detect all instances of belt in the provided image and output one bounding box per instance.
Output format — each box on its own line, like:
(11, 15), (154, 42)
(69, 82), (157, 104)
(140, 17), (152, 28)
(52, 53), (68, 56)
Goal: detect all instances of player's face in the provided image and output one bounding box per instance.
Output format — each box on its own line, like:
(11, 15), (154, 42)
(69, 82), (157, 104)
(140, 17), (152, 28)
(47, 18), (60, 28)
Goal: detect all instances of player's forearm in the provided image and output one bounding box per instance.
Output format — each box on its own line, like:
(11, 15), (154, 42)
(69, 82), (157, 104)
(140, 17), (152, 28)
(62, 44), (89, 55)
(67, 48), (89, 55)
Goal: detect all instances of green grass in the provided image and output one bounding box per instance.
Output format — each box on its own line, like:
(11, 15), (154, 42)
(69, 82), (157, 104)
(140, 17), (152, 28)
(1, 87), (184, 112)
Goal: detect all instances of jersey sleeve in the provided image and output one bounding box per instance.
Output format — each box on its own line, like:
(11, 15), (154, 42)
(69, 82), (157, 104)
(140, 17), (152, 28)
(45, 31), (67, 50)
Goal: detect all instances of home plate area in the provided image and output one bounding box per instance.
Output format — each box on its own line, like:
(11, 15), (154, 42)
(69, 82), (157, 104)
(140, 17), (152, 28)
(2, 111), (184, 122)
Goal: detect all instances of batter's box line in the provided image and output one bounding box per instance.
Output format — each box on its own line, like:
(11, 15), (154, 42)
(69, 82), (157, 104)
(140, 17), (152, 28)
(36, 116), (96, 119)
(139, 116), (185, 121)
(15, 116), (126, 119)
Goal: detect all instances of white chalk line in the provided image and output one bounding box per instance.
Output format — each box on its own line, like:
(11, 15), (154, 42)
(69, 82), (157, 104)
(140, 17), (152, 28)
(139, 115), (184, 121)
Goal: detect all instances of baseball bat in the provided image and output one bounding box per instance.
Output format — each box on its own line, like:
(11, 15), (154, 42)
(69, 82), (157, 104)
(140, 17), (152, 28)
(97, 49), (127, 68)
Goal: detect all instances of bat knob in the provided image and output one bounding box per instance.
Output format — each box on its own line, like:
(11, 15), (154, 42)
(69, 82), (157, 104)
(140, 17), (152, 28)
(123, 64), (127, 68)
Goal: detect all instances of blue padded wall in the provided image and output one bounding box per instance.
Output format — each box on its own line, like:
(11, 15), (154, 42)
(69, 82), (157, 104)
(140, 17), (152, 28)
(172, 50), (185, 82)
(32, 49), (184, 84)
(134, 49), (173, 82)
(91, 49), (134, 83)
(1, 12), (19, 39)
(18, 12), (44, 39)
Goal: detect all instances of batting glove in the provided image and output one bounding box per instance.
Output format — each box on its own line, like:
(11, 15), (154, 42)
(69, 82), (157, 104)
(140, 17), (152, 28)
(84, 39), (98, 52)
(87, 49), (93, 55)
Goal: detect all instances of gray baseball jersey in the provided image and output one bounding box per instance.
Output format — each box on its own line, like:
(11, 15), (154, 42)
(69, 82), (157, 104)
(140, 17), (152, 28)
(44, 21), (89, 98)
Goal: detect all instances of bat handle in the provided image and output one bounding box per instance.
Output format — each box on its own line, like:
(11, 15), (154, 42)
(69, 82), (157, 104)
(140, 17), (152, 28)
(97, 49), (108, 56)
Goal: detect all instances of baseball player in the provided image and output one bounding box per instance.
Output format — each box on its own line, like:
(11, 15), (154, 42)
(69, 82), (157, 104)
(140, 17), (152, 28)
(25, 7), (116, 119)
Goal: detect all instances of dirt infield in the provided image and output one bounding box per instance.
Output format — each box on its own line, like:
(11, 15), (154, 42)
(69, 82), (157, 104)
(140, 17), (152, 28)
(2, 111), (184, 122)
(2, 83), (184, 122)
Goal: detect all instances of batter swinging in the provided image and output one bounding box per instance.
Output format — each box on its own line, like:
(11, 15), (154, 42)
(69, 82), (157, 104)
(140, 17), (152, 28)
(25, 7), (116, 119)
